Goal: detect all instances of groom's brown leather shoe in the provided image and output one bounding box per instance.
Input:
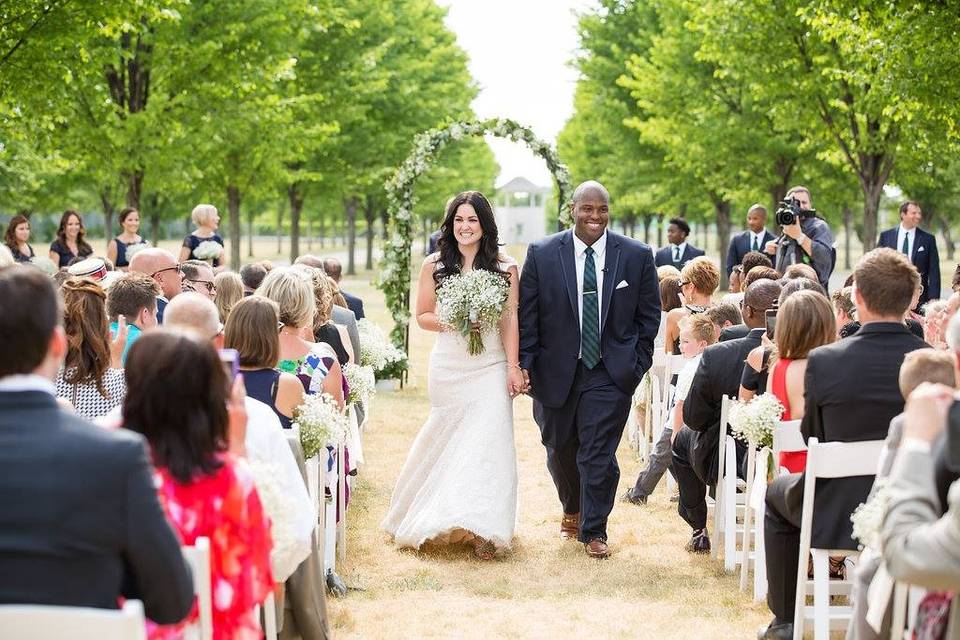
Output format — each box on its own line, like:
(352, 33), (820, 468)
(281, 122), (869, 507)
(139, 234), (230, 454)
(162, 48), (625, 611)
(560, 512), (579, 540)
(584, 539), (610, 559)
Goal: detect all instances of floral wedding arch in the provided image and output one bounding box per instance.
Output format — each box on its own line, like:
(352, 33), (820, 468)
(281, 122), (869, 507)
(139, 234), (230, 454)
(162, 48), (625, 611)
(380, 118), (574, 367)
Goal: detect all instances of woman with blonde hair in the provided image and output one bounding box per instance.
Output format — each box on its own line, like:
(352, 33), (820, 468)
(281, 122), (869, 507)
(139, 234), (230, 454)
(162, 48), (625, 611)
(663, 256), (720, 354)
(213, 271), (244, 324)
(179, 204), (225, 267)
(256, 267), (344, 407)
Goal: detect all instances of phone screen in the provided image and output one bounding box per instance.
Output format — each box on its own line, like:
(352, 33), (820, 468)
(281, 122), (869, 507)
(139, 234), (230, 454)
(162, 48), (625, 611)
(765, 309), (777, 340)
(219, 348), (240, 384)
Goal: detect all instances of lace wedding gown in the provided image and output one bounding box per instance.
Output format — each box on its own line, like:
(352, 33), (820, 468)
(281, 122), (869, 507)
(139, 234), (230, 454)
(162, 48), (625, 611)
(381, 262), (518, 551)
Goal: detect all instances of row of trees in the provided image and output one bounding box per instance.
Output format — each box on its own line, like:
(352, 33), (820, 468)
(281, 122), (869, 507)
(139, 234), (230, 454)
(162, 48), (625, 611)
(558, 0), (960, 284)
(0, 0), (498, 272)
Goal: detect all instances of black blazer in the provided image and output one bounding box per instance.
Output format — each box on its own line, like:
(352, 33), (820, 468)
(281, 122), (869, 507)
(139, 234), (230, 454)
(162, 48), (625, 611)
(519, 230), (661, 415)
(719, 323), (750, 342)
(683, 327), (766, 483)
(877, 226), (941, 306)
(654, 244), (705, 270)
(726, 229), (776, 275)
(0, 390), (193, 622)
(342, 290), (365, 320)
(800, 322), (929, 548)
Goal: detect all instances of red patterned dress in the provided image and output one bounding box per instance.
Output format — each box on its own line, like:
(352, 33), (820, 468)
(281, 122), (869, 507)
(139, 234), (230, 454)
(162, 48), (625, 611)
(149, 455), (274, 640)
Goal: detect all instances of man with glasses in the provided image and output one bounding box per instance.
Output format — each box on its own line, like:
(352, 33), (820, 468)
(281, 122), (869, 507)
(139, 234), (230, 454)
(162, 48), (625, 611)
(180, 259), (217, 301)
(129, 248), (183, 323)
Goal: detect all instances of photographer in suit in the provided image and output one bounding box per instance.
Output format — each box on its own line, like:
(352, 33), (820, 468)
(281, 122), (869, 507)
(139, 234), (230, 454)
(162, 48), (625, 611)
(877, 201), (941, 308)
(765, 185), (835, 291)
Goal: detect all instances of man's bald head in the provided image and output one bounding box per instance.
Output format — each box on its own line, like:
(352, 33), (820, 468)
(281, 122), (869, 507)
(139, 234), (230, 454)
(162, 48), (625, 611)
(163, 292), (221, 341)
(743, 279), (783, 328)
(294, 254), (324, 270)
(572, 180), (610, 205)
(129, 248), (175, 275)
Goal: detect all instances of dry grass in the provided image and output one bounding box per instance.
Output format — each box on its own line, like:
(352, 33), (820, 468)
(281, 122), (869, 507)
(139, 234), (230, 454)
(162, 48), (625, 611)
(326, 271), (771, 639)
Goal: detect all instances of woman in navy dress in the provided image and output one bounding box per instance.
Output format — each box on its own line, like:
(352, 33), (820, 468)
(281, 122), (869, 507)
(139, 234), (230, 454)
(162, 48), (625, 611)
(48, 210), (93, 269)
(179, 203), (225, 268)
(4, 215), (35, 263)
(106, 207), (144, 270)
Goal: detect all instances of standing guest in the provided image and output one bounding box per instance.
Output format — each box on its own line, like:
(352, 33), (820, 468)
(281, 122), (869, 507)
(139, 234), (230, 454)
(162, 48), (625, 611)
(107, 272), (160, 364)
(758, 248), (928, 640)
(180, 204), (225, 268)
(4, 214), (35, 263)
(129, 248), (182, 323)
(663, 256), (720, 354)
(213, 271), (243, 323)
(225, 297), (305, 429)
(655, 217), (705, 269)
(48, 209), (93, 269)
(320, 256), (364, 319)
(0, 267), (193, 623)
(877, 200), (941, 307)
(294, 255), (361, 359)
(106, 207), (143, 271)
(55, 278), (127, 420)
(673, 278), (783, 553)
(181, 259), (217, 301)
(122, 330), (273, 638)
(726, 204), (775, 276)
(239, 262), (267, 295)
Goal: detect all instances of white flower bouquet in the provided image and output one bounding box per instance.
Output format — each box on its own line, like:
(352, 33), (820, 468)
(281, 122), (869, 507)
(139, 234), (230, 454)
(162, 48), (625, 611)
(124, 242), (149, 260)
(435, 269), (509, 356)
(728, 393), (785, 449)
(193, 240), (222, 261)
(850, 479), (891, 550)
(247, 459), (300, 579)
(343, 363), (376, 406)
(357, 318), (407, 379)
(292, 392), (349, 459)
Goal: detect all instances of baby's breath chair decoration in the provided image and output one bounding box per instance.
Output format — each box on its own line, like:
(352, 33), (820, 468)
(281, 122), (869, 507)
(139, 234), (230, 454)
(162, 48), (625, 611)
(380, 118), (573, 382)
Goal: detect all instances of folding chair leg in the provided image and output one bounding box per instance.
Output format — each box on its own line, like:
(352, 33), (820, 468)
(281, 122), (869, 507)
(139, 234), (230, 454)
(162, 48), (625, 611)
(754, 500), (767, 601)
(812, 549), (831, 640)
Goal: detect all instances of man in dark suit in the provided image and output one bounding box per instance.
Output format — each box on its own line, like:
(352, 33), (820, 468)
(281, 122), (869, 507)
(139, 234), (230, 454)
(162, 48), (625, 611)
(877, 201), (941, 308)
(758, 248), (928, 640)
(655, 217), (705, 269)
(0, 267), (193, 622)
(520, 180), (661, 558)
(726, 204), (776, 276)
(672, 279), (782, 552)
(321, 256), (364, 319)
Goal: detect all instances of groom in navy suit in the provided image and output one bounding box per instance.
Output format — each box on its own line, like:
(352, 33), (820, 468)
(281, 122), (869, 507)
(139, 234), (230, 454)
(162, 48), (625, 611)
(877, 201), (941, 308)
(519, 181), (661, 558)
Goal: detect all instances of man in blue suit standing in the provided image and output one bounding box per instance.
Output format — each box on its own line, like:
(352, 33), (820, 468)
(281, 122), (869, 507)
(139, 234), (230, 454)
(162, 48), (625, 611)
(655, 217), (705, 269)
(519, 180), (661, 559)
(726, 204), (776, 276)
(877, 201), (941, 308)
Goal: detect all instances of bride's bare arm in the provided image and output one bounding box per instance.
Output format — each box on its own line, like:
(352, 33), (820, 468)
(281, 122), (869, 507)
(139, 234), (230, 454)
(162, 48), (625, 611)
(500, 265), (524, 395)
(416, 255), (444, 332)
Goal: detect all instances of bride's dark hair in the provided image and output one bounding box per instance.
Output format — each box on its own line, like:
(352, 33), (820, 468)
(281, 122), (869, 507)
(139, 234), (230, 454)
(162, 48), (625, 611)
(433, 191), (507, 287)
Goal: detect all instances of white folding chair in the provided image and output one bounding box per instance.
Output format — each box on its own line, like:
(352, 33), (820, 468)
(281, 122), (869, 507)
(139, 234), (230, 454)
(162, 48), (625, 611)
(662, 353), (686, 411)
(751, 446), (773, 600)
(722, 433), (747, 571)
(793, 438), (884, 640)
(740, 440), (759, 589)
(182, 537), (213, 640)
(890, 582), (926, 640)
(712, 395), (742, 562)
(262, 592), (278, 640)
(773, 419), (805, 471)
(0, 599), (147, 640)
(336, 442), (347, 564)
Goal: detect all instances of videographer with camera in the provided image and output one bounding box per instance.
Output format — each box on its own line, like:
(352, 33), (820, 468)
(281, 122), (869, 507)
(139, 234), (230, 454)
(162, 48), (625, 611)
(764, 185), (835, 291)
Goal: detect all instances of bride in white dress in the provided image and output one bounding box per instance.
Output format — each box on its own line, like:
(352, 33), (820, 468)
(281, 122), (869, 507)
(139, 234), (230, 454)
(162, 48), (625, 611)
(381, 191), (524, 559)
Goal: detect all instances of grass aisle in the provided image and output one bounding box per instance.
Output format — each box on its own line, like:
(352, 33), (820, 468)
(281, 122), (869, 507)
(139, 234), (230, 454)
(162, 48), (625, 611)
(329, 272), (769, 639)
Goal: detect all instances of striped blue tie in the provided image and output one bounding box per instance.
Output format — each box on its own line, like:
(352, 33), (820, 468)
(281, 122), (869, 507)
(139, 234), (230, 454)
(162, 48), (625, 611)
(581, 247), (600, 369)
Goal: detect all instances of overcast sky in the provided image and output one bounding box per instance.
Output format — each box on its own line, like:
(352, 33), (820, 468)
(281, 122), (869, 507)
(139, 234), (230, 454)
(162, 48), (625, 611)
(438, 0), (597, 188)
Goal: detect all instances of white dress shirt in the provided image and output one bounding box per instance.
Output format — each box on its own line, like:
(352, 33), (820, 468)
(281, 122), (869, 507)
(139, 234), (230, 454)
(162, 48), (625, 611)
(749, 230), (766, 252)
(671, 241), (687, 262)
(572, 231), (606, 332)
(896, 224), (916, 259)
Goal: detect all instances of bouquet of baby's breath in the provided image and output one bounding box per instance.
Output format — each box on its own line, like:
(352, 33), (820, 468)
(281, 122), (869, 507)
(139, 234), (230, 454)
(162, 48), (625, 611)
(435, 269), (509, 356)
(124, 242), (149, 260)
(851, 478), (891, 550)
(357, 319), (407, 379)
(293, 392), (349, 459)
(193, 240), (222, 261)
(728, 393), (785, 449)
(343, 363), (376, 406)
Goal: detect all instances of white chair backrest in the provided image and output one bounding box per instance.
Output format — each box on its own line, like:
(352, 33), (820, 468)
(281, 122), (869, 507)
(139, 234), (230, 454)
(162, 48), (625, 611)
(182, 537), (213, 640)
(805, 438), (885, 479)
(0, 599), (147, 640)
(772, 419), (804, 458)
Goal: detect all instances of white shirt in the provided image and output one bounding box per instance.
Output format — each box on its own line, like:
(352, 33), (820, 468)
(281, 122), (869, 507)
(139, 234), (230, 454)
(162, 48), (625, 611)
(675, 353), (702, 403)
(749, 230), (766, 251)
(572, 231), (606, 333)
(0, 374), (56, 395)
(897, 224), (916, 259)
(671, 241), (687, 262)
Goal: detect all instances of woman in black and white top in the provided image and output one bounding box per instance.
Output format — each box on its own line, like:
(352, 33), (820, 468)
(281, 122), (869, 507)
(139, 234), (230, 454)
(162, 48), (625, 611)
(55, 278), (127, 419)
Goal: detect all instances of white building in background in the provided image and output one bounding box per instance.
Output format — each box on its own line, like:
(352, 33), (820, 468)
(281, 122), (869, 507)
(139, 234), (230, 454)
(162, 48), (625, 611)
(493, 177), (549, 245)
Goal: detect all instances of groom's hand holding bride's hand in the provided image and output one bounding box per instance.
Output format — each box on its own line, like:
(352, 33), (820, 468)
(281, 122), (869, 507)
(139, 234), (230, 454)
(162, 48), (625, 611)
(507, 365), (525, 398)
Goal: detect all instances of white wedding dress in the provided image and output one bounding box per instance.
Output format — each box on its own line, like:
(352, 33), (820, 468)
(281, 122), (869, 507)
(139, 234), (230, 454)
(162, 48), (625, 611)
(381, 260), (518, 551)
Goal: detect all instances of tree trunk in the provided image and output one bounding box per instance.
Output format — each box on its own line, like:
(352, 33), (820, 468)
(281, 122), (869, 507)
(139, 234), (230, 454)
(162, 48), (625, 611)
(100, 191), (115, 250)
(642, 214), (652, 244)
(276, 198), (285, 255)
(319, 213), (325, 249)
(247, 208), (254, 258)
(288, 184), (304, 262)
(227, 184), (241, 268)
(712, 198), (733, 291)
(940, 218), (956, 261)
(344, 197), (358, 276)
(125, 170), (143, 210)
(842, 205), (853, 270)
(657, 213), (665, 247)
(150, 211), (160, 246)
(364, 197), (377, 271)
(860, 181), (884, 253)
(307, 217), (313, 251)
(379, 209), (389, 241)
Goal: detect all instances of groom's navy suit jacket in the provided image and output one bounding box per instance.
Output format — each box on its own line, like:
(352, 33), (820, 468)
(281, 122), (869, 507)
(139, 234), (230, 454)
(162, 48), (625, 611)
(519, 230), (661, 414)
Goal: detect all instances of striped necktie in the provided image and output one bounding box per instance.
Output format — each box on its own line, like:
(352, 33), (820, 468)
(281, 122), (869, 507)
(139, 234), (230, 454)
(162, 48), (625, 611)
(902, 232), (910, 256)
(581, 247), (600, 369)
(752, 235), (760, 252)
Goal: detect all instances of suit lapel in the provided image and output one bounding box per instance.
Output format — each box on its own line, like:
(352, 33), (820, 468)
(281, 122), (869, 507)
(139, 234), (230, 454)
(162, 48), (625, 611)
(601, 234), (620, 334)
(911, 230), (922, 263)
(558, 232), (580, 328)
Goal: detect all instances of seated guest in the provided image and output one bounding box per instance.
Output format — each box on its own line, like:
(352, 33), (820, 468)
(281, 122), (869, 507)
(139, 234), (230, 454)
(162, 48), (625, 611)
(123, 330), (273, 638)
(673, 278), (783, 553)
(321, 256), (364, 320)
(0, 267), (192, 622)
(705, 303), (742, 341)
(782, 262), (819, 283)
(741, 250), (774, 276)
(657, 264), (681, 281)
(240, 262), (267, 296)
(225, 297), (305, 429)
(106, 272), (159, 364)
(722, 267), (782, 342)
(213, 271), (243, 323)
(55, 278), (127, 419)
(663, 256), (719, 354)
(904, 282), (926, 340)
(293, 255), (361, 358)
(128, 248), (182, 323)
(655, 274), (683, 353)
(831, 286), (859, 339)
(180, 259), (216, 301)
(721, 265), (744, 306)
(758, 248), (929, 640)
(302, 268), (353, 365)
(624, 314), (717, 506)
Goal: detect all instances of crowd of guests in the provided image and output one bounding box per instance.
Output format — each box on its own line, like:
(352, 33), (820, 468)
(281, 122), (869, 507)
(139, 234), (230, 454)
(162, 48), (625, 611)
(0, 209), (367, 638)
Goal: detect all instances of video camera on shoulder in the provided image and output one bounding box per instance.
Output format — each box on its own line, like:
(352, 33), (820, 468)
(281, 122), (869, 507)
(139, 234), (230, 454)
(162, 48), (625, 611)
(775, 196), (817, 227)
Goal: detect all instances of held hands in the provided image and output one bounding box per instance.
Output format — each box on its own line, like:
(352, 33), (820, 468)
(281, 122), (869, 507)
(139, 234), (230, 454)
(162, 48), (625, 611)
(110, 315), (128, 369)
(507, 366), (525, 398)
(904, 382), (955, 443)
